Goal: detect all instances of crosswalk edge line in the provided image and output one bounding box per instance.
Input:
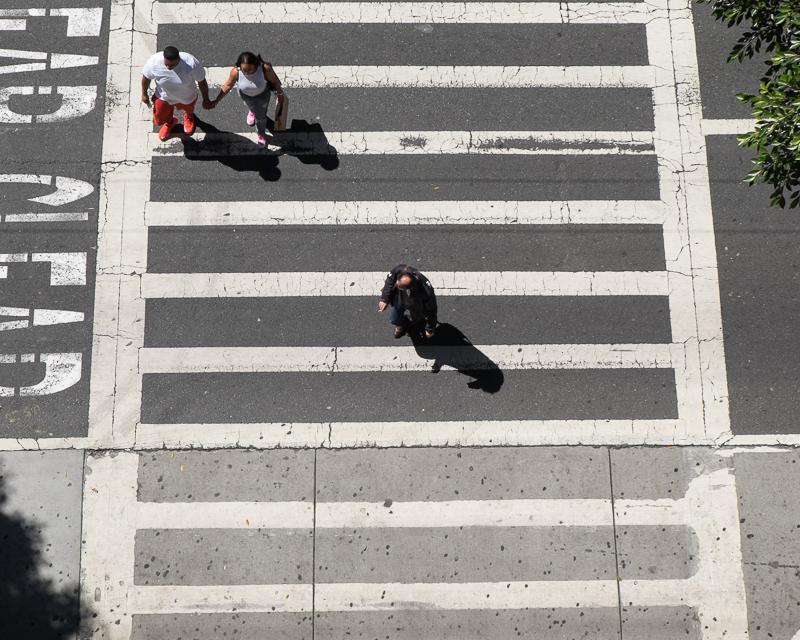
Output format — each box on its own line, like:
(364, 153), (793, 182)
(144, 200), (668, 226)
(139, 271), (671, 298)
(137, 344), (678, 373)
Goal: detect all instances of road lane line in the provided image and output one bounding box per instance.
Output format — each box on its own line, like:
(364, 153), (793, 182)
(129, 581), (617, 614)
(316, 580), (619, 611)
(152, 130), (656, 156)
(205, 65), (656, 88)
(2, 211), (89, 222)
(153, 2), (661, 24)
(133, 419), (691, 448)
(0, 437), (94, 450)
(137, 343), (679, 373)
(701, 119), (756, 136)
(663, 0), (733, 443)
(140, 271), (670, 298)
(317, 499), (614, 528)
(135, 499), (614, 529)
(5, 431), (800, 451)
(129, 584), (313, 614)
(89, 0), (154, 448)
(144, 200), (668, 226)
(645, 5), (727, 445)
(135, 501), (315, 529)
(617, 467), (748, 636)
(80, 453), (139, 640)
(722, 434), (800, 447)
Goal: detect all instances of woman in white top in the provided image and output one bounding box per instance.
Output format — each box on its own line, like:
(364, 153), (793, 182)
(211, 51), (285, 146)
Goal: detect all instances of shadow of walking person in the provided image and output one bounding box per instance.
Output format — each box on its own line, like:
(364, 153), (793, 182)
(178, 117), (282, 181)
(270, 118), (340, 171)
(410, 323), (505, 394)
(0, 473), (86, 640)
(172, 117), (340, 180)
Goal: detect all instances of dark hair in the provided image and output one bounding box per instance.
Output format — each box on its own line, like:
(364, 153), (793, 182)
(163, 46), (180, 61)
(236, 51), (263, 68)
(397, 268), (416, 283)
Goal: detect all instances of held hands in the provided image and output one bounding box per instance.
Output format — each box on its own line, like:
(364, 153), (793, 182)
(204, 91), (226, 110)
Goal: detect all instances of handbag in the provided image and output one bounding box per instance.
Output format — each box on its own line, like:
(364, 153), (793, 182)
(273, 93), (288, 131)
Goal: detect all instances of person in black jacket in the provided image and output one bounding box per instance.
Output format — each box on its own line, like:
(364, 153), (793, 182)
(378, 264), (438, 338)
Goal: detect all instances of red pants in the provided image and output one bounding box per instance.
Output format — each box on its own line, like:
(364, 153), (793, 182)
(152, 97), (195, 125)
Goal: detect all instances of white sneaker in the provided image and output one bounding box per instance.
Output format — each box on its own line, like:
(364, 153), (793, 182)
(246, 111), (256, 126)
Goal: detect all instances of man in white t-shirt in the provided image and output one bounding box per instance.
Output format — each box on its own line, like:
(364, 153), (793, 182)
(141, 46), (211, 141)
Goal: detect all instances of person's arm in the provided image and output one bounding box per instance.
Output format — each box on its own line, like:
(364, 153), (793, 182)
(198, 79), (212, 108)
(264, 63), (285, 103)
(210, 68), (238, 108)
(189, 56), (212, 108)
(140, 75), (151, 106)
(378, 268), (399, 311)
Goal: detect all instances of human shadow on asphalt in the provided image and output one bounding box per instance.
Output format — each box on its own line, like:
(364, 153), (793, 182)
(175, 117), (339, 181)
(272, 118), (340, 171)
(0, 473), (88, 639)
(409, 323), (505, 394)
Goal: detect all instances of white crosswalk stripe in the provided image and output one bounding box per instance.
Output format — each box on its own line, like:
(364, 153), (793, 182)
(133, 419), (688, 448)
(135, 497), (617, 529)
(152, 129), (656, 155)
(205, 64), (657, 87)
(140, 270), (670, 298)
(153, 2), (663, 24)
(144, 200), (669, 226)
(138, 343), (680, 373)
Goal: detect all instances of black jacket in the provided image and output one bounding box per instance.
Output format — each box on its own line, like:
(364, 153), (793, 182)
(380, 264), (438, 320)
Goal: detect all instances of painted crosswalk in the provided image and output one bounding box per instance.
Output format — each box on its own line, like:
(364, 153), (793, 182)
(80, 449), (748, 639)
(152, 130), (656, 155)
(152, 2), (664, 25)
(144, 200), (669, 225)
(140, 271), (671, 297)
(202, 65), (657, 87)
(137, 343), (679, 372)
(84, 0), (730, 453)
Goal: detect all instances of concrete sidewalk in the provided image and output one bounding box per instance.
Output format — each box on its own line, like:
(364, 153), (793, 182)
(2, 446), (798, 640)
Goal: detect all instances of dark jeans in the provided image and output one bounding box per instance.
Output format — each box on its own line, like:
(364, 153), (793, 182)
(239, 86), (272, 135)
(389, 305), (437, 332)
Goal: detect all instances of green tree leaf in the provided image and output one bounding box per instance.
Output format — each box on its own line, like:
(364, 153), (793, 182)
(698, 0), (800, 207)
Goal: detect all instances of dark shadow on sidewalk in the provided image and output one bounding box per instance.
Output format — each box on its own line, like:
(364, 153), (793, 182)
(0, 473), (87, 640)
(409, 322), (505, 394)
(173, 117), (339, 180)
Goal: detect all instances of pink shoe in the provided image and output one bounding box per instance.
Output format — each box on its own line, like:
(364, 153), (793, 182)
(256, 133), (267, 146)
(246, 111), (256, 126)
